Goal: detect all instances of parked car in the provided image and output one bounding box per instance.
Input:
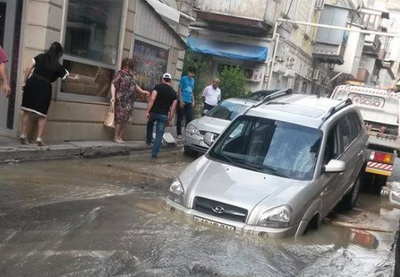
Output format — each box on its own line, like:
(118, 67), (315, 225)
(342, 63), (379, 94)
(183, 90), (279, 156)
(167, 90), (369, 238)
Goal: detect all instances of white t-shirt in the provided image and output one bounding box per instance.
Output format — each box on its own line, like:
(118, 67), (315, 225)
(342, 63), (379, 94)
(202, 85), (221, 106)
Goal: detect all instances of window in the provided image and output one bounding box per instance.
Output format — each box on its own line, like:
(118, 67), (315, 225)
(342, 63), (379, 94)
(64, 0), (123, 65)
(338, 113), (361, 150)
(61, 0), (123, 98)
(209, 116), (322, 180)
(324, 125), (340, 164)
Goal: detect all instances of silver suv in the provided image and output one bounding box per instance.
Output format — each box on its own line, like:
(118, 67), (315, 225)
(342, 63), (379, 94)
(167, 90), (369, 238)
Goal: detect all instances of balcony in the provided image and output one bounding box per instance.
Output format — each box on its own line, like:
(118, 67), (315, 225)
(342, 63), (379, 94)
(363, 34), (382, 57)
(356, 68), (369, 83)
(312, 41), (346, 65)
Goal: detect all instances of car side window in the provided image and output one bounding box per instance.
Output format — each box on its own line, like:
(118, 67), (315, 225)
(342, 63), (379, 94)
(324, 125), (340, 164)
(338, 114), (353, 149)
(349, 113), (361, 140)
(338, 113), (360, 150)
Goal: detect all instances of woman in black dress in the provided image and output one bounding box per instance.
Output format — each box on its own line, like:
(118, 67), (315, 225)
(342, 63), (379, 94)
(20, 42), (78, 146)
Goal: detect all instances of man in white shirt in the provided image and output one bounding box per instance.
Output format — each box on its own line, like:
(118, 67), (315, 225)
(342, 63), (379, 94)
(201, 78), (221, 116)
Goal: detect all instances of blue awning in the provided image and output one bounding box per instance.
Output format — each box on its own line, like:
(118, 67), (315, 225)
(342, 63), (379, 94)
(187, 37), (268, 62)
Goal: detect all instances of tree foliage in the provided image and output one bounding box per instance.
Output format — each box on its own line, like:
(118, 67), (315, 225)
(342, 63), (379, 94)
(217, 66), (247, 100)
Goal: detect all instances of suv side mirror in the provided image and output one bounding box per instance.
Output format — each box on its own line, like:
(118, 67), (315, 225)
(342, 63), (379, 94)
(204, 132), (216, 146)
(324, 159), (346, 173)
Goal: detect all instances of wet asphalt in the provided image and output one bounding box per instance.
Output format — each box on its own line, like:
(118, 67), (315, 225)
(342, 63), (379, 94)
(0, 149), (399, 277)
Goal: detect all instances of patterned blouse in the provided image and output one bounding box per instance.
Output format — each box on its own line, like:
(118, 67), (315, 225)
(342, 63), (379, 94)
(112, 70), (137, 124)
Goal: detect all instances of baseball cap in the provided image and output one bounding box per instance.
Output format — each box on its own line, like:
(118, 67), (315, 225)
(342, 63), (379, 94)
(162, 73), (172, 80)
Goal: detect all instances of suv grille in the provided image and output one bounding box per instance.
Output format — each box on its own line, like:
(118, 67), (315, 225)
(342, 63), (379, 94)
(193, 197), (248, 223)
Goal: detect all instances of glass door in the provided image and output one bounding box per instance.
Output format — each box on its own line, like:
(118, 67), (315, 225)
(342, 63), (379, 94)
(0, 0), (22, 133)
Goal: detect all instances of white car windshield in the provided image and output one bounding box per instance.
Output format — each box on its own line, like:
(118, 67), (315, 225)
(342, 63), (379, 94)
(206, 101), (249, 121)
(208, 116), (322, 180)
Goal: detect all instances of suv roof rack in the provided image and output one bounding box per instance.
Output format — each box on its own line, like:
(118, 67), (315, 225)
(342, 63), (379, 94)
(246, 89), (279, 101)
(253, 88), (293, 107)
(320, 98), (353, 125)
(242, 88), (293, 115)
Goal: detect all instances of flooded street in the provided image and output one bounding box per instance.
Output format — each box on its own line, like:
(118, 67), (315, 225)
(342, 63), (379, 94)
(0, 149), (399, 277)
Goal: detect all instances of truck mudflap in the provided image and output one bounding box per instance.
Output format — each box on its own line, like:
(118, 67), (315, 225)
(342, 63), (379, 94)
(365, 161), (393, 176)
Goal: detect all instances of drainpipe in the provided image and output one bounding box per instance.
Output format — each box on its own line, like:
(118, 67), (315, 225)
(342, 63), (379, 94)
(267, 33), (280, 90)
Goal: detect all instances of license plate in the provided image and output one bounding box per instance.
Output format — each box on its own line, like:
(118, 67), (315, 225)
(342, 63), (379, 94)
(193, 216), (236, 231)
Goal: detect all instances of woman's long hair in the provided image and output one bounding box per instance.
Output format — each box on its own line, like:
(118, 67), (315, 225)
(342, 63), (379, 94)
(43, 42), (63, 71)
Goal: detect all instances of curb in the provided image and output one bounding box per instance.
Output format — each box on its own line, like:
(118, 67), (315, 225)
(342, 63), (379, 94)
(0, 141), (180, 164)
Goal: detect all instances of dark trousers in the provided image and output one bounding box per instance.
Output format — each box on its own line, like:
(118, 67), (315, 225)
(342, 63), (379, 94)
(202, 103), (215, 116)
(176, 103), (193, 136)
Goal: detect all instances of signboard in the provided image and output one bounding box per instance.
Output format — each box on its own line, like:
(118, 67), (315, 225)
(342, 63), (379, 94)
(348, 93), (385, 108)
(133, 40), (169, 102)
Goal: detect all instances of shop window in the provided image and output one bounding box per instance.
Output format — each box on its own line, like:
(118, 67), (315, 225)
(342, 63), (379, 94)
(60, 0), (123, 98)
(61, 60), (114, 97)
(133, 40), (169, 102)
(64, 0), (123, 65)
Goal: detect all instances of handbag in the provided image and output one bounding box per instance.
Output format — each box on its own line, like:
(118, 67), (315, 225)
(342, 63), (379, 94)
(103, 102), (115, 128)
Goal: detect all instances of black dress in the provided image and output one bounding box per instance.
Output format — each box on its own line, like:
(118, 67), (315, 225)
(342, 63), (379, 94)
(21, 54), (68, 117)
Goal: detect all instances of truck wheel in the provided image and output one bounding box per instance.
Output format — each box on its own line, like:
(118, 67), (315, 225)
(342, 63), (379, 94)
(337, 177), (360, 211)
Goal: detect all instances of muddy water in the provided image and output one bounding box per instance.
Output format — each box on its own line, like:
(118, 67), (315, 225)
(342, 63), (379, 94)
(0, 150), (398, 277)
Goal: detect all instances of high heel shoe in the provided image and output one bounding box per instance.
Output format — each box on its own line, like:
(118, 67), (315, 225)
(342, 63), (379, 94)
(19, 136), (29, 145)
(36, 138), (45, 146)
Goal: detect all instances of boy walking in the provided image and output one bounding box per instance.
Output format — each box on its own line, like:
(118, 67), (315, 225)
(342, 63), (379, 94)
(176, 67), (196, 138)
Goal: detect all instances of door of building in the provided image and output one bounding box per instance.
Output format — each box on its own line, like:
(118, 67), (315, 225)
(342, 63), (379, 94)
(0, 0), (22, 136)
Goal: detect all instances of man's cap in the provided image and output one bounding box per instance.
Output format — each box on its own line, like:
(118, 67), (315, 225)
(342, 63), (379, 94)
(162, 73), (172, 80)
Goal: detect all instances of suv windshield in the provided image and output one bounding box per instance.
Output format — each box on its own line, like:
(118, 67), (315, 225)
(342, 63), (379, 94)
(208, 116), (322, 180)
(206, 100), (249, 121)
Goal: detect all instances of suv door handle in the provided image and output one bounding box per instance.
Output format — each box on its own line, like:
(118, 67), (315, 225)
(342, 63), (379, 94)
(357, 150), (363, 157)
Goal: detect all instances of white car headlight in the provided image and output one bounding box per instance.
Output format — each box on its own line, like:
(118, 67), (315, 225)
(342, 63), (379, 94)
(257, 205), (293, 228)
(186, 123), (200, 135)
(168, 178), (184, 204)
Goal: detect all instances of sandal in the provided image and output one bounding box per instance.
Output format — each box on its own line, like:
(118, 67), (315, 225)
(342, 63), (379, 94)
(36, 138), (45, 146)
(19, 136), (29, 145)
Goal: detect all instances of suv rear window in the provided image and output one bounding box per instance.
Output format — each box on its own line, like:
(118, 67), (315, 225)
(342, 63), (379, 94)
(208, 116), (322, 180)
(207, 101), (249, 121)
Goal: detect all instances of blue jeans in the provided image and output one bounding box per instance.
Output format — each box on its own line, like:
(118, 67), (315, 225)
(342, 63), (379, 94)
(146, 113), (168, 157)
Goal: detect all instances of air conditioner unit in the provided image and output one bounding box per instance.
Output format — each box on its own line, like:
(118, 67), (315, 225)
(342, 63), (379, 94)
(243, 68), (262, 82)
(323, 76), (330, 85)
(315, 0), (324, 10)
(312, 69), (320, 80)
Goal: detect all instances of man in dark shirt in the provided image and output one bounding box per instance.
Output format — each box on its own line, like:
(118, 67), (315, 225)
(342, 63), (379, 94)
(145, 73), (178, 158)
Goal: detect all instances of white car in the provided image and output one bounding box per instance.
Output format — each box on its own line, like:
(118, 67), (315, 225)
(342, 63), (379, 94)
(183, 98), (258, 155)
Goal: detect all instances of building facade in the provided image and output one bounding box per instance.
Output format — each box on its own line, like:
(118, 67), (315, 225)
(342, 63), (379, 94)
(0, 0), (191, 142)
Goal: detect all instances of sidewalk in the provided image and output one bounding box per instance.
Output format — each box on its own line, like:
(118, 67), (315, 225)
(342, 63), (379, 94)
(0, 136), (181, 164)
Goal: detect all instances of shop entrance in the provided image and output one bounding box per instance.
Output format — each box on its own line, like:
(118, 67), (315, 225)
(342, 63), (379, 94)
(0, 0), (23, 136)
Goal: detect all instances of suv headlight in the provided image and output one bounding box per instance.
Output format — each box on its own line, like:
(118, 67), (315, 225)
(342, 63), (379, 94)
(257, 205), (293, 228)
(168, 178), (184, 204)
(186, 123), (200, 135)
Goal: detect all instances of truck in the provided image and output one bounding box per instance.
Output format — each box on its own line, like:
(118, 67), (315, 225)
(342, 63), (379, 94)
(331, 84), (400, 188)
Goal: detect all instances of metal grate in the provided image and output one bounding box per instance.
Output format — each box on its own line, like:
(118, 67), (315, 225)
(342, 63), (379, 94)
(193, 197), (248, 223)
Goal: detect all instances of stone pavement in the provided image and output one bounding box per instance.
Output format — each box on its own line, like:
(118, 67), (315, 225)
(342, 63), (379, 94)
(0, 136), (181, 164)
